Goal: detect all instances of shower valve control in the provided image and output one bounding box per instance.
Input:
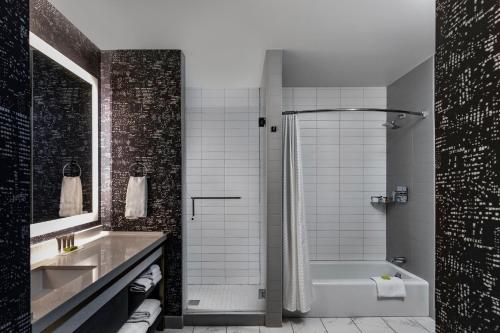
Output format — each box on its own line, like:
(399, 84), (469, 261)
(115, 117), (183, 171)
(392, 186), (408, 203)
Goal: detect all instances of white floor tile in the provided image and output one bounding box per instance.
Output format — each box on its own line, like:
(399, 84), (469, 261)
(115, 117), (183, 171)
(290, 318), (327, 333)
(165, 317), (434, 333)
(412, 317), (435, 333)
(162, 327), (195, 333)
(260, 320), (293, 333)
(321, 318), (361, 333)
(193, 327), (226, 333)
(352, 317), (393, 333)
(383, 318), (429, 333)
(228, 327), (260, 333)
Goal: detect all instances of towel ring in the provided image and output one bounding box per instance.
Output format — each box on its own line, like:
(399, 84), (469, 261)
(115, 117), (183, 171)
(62, 161), (82, 177)
(129, 161), (148, 176)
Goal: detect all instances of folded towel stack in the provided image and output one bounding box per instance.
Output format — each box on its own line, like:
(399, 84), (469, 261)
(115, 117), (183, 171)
(129, 299), (162, 325)
(118, 299), (161, 333)
(117, 322), (149, 333)
(130, 277), (154, 293)
(130, 264), (162, 293)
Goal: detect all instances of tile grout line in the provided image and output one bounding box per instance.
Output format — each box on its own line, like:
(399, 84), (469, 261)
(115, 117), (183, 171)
(380, 317), (398, 333)
(319, 318), (328, 333)
(350, 318), (363, 333)
(411, 317), (434, 333)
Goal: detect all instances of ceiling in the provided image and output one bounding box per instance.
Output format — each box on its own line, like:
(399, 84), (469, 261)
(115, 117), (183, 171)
(49, 0), (435, 88)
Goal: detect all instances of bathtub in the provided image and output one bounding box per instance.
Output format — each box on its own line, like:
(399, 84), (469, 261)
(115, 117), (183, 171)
(287, 261), (429, 317)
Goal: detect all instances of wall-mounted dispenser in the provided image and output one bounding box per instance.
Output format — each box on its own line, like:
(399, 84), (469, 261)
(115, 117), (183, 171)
(392, 186), (408, 203)
(370, 186), (408, 205)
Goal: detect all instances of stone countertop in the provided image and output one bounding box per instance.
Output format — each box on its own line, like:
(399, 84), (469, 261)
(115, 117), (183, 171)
(31, 231), (165, 331)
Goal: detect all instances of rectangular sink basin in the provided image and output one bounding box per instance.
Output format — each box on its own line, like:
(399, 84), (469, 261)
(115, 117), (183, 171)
(31, 265), (96, 300)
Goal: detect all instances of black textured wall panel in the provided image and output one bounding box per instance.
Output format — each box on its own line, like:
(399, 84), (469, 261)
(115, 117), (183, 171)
(0, 0), (31, 331)
(101, 50), (183, 316)
(29, 0), (100, 78)
(435, 0), (500, 332)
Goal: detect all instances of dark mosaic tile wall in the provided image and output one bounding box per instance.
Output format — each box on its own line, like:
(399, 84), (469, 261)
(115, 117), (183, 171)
(101, 50), (183, 316)
(435, 0), (500, 332)
(0, 0), (31, 331)
(100, 51), (113, 228)
(29, 0), (100, 78)
(32, 49), (93, 223)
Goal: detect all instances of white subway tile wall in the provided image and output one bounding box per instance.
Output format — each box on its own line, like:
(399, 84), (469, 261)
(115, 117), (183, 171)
(186, 88), (262, 285)
(283, 87), (387, 261)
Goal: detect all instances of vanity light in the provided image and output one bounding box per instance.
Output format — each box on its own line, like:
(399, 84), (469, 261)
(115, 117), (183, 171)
(29, 32), (98, 237)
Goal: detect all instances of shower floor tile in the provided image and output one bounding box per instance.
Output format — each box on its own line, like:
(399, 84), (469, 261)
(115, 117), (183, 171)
(187, 285), (265, 312)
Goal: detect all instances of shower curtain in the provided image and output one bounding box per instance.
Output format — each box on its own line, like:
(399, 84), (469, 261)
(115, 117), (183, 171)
(282, 114), (313, 313)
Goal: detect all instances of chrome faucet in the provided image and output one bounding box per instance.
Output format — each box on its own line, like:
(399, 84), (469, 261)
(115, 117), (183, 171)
(391, 256), (407, 266)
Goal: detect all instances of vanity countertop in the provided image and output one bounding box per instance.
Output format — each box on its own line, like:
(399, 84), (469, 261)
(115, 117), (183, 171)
(31, 231), (165, 331)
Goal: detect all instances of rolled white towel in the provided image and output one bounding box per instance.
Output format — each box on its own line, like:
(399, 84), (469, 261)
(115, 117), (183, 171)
(130, 299), (161, 320)
(125, 176), (147, 219)
(140, 265), (162, 285)
(150, 272), (162, 285)
(59, 176), (83, 217)
(130, 277), (153, 293)
(141, 265), (161, 277)
(370, 276), (406, 298)
(117, 322), (148, 333)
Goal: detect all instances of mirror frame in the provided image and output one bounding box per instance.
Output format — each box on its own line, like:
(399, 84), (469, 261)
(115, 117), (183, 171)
(29, 32), (99, 238)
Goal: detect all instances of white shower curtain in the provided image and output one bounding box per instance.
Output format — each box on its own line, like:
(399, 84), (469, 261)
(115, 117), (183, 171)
(282, 114), (313, 313)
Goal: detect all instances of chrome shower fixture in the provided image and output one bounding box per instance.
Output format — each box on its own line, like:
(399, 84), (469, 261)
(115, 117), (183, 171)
(382, 120), (400, 129)
(382, 113), (407, 129)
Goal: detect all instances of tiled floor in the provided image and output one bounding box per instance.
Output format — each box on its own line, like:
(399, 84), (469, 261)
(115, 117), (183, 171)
(161, 317), (435, 333)
(187, 285), (265, 312)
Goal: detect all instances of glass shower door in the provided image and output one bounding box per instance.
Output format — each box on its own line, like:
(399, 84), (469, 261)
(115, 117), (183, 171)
(184, 88), (265, 313)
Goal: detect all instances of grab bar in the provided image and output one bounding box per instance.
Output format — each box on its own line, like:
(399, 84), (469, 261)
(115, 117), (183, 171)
(190, 196), (241, 220)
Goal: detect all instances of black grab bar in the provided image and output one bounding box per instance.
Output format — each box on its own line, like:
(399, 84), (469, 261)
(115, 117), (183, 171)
(190, 196), (241, 220)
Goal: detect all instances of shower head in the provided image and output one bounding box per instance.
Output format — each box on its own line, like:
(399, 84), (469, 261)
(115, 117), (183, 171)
(382, 120), (400, 129)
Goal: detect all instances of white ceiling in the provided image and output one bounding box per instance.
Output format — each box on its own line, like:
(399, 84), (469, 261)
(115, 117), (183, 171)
(49, 0), (435, 88)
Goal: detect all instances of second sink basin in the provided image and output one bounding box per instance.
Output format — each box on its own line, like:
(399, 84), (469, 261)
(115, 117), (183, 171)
(31, 265), (96, 300)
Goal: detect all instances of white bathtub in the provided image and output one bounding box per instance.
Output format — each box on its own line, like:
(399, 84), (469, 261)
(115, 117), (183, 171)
(287, 261), (429, 317)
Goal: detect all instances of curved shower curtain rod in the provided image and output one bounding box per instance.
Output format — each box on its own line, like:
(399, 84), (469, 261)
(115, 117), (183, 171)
(282, 108), (427, 118)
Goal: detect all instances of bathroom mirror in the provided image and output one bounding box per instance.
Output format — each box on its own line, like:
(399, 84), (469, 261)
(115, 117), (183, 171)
(29, 33), (98, 238)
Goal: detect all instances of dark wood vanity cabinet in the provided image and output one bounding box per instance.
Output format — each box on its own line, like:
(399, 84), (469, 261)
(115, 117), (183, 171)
(38, 238), (166, 333)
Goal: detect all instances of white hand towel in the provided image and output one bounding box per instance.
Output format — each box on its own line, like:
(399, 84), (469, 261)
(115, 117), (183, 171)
(130, 299), (161, 320)
(130, 277), (153, 293)
(117, 322), (149, 333)
(59, 176), (83, 217)
(370, 276), (406, 298)
(125, 176), (147, 219)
